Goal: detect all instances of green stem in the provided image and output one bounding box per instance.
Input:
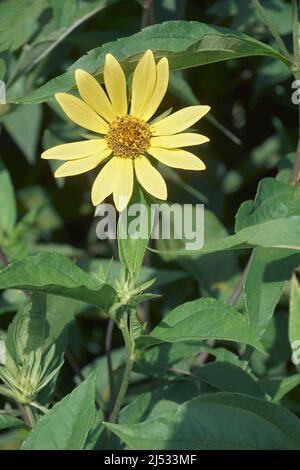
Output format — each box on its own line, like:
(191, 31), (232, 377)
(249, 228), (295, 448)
(24, 405), (35, 428)
(109, 311), (134, 423)
(109, 354), (134, 424)
(252, 0), (292, 61)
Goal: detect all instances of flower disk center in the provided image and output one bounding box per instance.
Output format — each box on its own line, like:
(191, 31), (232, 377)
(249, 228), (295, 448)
(107, 115), (151, 158)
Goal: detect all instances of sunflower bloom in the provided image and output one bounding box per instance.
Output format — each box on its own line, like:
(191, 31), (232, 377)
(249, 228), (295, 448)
(42, 50), (210, 211)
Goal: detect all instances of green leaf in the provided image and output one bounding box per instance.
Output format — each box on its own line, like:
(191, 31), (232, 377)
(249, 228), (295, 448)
(6, 293), (48, 362)
(0, 415), (24, 431)
(195, 362), (265, 398)
(16, 0), (121, 74)
(0, 0), (47, 53)
(245, 248), (300, 337)
(2, 104), (42, 163)
(0, 160), (17, 237)
(0, 252), (116, 311)
(138, 298), (265, 353)
(289, 275), (300, 371)
(0, 58), (6, 80)
(22, 372), (97, 450)
(105, 392), (300, 450)
(119, 382), (201, 426)
(135, 342), (210, 379)
(118, 187), (153, 281)
(14, 20), (289, 104)
(272, 375), (300, 403)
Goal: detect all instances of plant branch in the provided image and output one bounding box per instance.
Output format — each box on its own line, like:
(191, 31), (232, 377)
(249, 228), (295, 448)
(252, 0), (292, 60)
(109, 311), (134, 423)
(228, 251), (255, 306)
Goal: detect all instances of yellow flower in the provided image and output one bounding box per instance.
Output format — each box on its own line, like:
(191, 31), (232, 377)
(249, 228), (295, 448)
(42, 50), (210, 212)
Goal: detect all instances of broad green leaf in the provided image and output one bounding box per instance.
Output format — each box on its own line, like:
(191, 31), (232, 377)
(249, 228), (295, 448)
(105, 392), (300, 450)
(22, 372), (96, 450)
(0, 415), (24, 431)
(118, 187), (153, 281)
(14, 20), (289, 104)
(195, 362), (265, 398)
(137, 298), (265, 353)
(289, 276), (300, 371)
(245, 248), (300, 337)
(0, 252), (116, 311)
(2, 104), (42, 163)
(0, 160), (17, 237)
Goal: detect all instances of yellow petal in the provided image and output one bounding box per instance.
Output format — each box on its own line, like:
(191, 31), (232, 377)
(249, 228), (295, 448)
(75, 69), (116, 123)
(113, 158), (133, 212)
(42, 139), (108, 160)
(55, 93), (109, 134)
(134, 156), (167, 200)
(148, 147), (206, 170)
(54, 150), (111, 177)
(131, 50), (156, 118)
(104, 54), (127, 116)
(141, 57), (169, 122)
(150, 133), (209, 148)
(151, 105), (210, 136)
(91, 156), (120, 206)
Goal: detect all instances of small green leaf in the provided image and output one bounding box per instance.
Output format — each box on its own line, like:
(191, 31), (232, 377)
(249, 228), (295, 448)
(0, 415), (24, 431)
